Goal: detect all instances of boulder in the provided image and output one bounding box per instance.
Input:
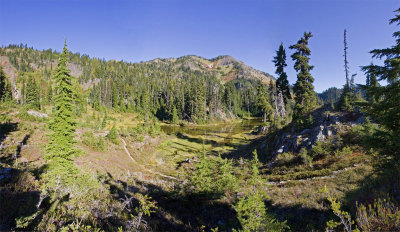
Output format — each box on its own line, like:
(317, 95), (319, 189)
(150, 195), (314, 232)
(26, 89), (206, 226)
(27, 110), (48, 118)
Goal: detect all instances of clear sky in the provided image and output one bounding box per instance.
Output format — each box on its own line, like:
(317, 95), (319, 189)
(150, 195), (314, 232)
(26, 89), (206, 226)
(0, 0), (398, 92)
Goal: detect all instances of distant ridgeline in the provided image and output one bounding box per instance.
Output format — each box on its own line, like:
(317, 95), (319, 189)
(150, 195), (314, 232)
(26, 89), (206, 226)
(0, 44), (276, 123)
(318, 87), (343, 104)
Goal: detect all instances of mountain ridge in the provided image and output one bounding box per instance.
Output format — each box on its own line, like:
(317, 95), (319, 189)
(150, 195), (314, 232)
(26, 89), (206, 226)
(0, 45), (275, 89)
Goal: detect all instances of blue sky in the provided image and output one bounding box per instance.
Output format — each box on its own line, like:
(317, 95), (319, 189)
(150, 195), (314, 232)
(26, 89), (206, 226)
(0, 0), (398, 92)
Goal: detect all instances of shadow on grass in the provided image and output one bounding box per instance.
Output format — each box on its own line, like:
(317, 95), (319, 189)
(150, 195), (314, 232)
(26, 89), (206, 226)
(106, 172), (240, 232)
(266, 201), (330, 232)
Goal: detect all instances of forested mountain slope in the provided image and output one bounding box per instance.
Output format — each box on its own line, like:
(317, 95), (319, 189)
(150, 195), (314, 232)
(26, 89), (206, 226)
(0, 45), (275, 123)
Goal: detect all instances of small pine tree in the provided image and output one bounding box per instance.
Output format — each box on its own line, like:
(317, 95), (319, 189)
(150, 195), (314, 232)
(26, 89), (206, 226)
(25, 74), (40, 109)
(106, 124), (120, 145)
(234, 150), (288, 231)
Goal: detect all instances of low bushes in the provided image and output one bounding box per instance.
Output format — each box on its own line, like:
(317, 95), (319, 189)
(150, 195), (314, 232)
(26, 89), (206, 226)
(356, 198), (400, 231)
(81, 131), (106, 151)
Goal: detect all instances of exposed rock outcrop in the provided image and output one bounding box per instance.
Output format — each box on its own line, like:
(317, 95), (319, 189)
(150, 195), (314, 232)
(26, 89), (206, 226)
(270, 110), (365, 158)
(27, 110), (49, 118)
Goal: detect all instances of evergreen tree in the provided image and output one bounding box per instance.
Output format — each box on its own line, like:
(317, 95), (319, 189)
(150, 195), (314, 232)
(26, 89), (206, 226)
(256, 83), (273, 123)
(234, 150), (288, 231)
(338, 30), (356, 112)
(0, 66), (11, 102)
(111, 82), (118, 108)
(101, 112), (107, 129)
(25, 73), (40, 109)
(171, 106), (178, 124)
(46, 41), (77, 160)
(364, 63), (379, 103)
(0, 67), (6, 101)
(290, 32), (317, 118)
(361, 8), (400, 145)
(106, 124), (120, 145)
(273, 43), (291, 104)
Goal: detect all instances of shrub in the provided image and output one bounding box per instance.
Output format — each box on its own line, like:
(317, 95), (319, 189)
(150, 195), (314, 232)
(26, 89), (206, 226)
(189, 152), (238, 197)
(356, 198), (400, 231)
(334, 146), (352, 157)
(128, 120), (162, 141)
(311, 140), (333, 159)
(322, 185), (359, 232)
(106, 125), (120, 145)
(300, 148), (312, 167)
(81, 131), (105, 152)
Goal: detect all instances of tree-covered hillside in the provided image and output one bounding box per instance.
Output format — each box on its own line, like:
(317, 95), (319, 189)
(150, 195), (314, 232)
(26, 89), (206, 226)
(0, 45), (277, 123)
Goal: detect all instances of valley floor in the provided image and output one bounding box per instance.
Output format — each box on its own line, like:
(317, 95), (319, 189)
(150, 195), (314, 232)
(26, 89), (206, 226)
(0, 105), (395, 231)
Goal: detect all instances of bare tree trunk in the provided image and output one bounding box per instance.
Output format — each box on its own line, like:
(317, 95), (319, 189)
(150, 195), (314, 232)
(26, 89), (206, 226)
(263, 111), (266, 123)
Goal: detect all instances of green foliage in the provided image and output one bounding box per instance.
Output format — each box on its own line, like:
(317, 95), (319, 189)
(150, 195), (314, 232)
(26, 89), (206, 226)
(360, 8), (400, 156)
(0, 66), (12, 102)
(100, 112), (107, 129)
(323, 185), (359, 232)
(318, 87), (342, 105)
(334, 146), (353, 157)
(338, 81), (357, 112)
(356, 197), (400, 231)
(189, 150), (215, 195)
(299, 148), (312, 167)
(25, 73), (41, 110)
(128, 120), (162, 141)
(16, 107), (45, 122)
(234, 150), (288, 232)
(311, 140), (334, 159)
(106, 125), (120, 145)
(81, 131), (105, 151)
(295, 114), (314, 130)
(46, 42), (78, 160)
(189, 150), (238, 197)
(256, 83), (273, 123)
(172, 106), (178, 124)
(273, 43), (291, 105)
(290, 32), (317, 118)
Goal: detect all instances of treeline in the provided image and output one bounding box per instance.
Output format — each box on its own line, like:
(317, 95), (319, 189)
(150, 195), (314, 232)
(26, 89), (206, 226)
(2, 30), (335, 126)
(0, 44), (294, 124)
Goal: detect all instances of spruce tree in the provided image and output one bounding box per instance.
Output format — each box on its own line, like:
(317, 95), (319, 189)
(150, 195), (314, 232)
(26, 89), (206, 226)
(234, 150), (288, 231)
(46, 41), (77, 160)
(273, 42), (291, 104)
(256, 83), (273, 123)
(0, 66), (10, 101)
(25, 74), (40, 109)
(290, 32), (317, 118)
(361, 8), (400, 142)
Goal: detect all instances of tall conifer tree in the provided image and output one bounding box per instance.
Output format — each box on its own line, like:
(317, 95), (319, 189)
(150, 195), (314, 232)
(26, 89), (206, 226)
(338, 29), (356, 111)
(46, 41), (77, 160)
(361, 8), (400, 140)
(25, 74), (40, 109)
(0, 67), (8, 101)
(273, 43), (291, 104)
(256, 83), (273, 123)
(290, 32), (316, 118)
